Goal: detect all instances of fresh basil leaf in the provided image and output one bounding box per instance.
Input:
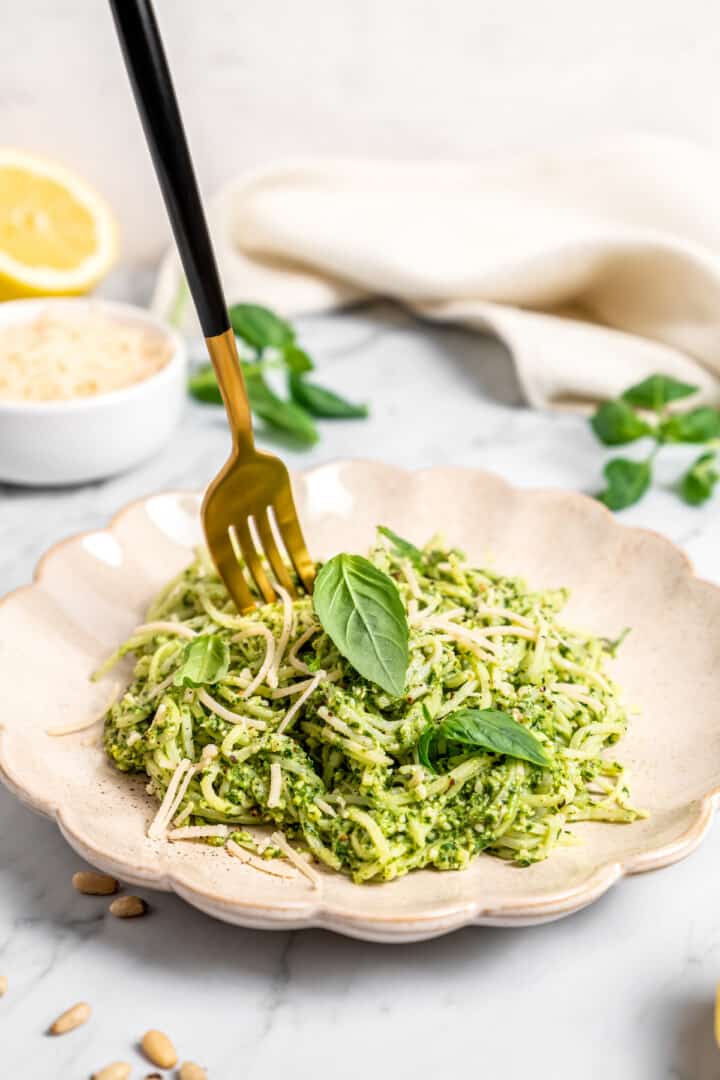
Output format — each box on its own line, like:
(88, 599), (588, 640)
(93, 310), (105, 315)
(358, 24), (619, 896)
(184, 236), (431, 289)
(417, 725), (436, 772)
(598, 457), (652, 511)
(173, 634), (230, 687)
(288, 372), (369, 419)
(245, 372), (319, 445)
(622, 374), (698, 411)
(189, 364), (318, 445)
(679, 451), (719, 506)
(418, 708), (550, 772)
(188, 363), (223, 405)
(377, 525), (423, 566)
(659, 407), (720, 444)
(283, 344), (314, 375)
(590, 400), (653, 446)
(313, 554), (409, 696)
(229, 303), (295, 351)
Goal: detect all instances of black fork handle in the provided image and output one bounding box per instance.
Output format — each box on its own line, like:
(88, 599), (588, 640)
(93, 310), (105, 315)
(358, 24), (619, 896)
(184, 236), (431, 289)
(108, 0), (230, 338)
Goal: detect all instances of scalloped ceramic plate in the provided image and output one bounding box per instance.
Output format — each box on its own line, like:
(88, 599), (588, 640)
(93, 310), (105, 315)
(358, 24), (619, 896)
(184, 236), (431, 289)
(2, 462), (720, 942)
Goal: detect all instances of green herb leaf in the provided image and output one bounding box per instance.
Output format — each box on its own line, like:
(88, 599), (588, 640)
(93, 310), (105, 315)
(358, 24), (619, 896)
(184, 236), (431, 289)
(622, 374), (698, 411)
(600, 626), (631, 657)
(229, 303), (295, 352)
(245, 372), (319, 445)
(590, 400), (653, 446)
(188, 363), (223, 405)
(189, 365), (319, 445)
(377, 525), (423, 566)
(598, 457), (652, 511)
(679, 451), (720, 506)
(288, 372), (369, 419)
(173, 634), (230, 687)
(313, 554), (409, 696)
(282, 344), (314, 375)
(418, 708), (550, 773)
(659, 407), (720, 444)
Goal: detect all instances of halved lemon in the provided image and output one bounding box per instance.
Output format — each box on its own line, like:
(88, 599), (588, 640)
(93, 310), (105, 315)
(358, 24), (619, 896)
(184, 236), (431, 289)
(0, 149), (118, 300)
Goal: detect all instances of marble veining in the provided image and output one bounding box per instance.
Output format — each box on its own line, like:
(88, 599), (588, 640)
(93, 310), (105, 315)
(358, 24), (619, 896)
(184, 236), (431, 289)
(2, 293), (720, 1078)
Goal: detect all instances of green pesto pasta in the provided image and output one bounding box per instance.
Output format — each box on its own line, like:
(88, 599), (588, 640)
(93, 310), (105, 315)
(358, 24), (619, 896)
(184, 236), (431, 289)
(101, 533), (645, 884)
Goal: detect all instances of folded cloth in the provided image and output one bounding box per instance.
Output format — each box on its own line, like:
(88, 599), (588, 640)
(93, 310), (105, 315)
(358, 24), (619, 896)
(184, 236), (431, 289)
(152, 136), (720, 408)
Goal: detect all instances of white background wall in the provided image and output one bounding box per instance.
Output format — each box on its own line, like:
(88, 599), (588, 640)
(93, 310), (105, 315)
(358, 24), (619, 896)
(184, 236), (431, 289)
(3, 0), (720, 263)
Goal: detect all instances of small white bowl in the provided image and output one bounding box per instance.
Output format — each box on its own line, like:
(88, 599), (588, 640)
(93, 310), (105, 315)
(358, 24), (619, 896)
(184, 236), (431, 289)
(0, 297), (187, 486)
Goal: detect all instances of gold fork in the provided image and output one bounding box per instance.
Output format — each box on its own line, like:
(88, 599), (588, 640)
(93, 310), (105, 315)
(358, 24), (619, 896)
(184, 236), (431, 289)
(110, 0), (315, 611)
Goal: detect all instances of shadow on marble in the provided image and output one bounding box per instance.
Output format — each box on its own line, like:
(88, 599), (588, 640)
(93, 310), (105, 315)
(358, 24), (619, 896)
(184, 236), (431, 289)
(666, 997), (719, 1080)
(413, 320), (523, 409)
(298, 300), (525, 409)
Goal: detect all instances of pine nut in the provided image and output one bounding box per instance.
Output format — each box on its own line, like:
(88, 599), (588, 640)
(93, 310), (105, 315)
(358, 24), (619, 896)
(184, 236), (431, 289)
(0, 976), (7, 997)
(72, 871), (118, 896)
(109, 895), (148, 918)
(49, 1001), (91, 1035)
(141, 1028), (177, 1068)
(179, 1063), (208, 1080)
(93, 1063), (131, 1080)
(144, 1074), (162, 1080)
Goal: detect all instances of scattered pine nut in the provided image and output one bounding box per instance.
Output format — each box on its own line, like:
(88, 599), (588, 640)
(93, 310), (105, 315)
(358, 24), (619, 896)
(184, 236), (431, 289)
(72, 870), (118, 896)
(179, 1062), (208, 1080)
(49, 1001), (91, 1035)
(0, 976), (7, 997)
(93, 1063), (131, 1080)
(109, 895), (148, 918)
(141, 1029), (178, 1068)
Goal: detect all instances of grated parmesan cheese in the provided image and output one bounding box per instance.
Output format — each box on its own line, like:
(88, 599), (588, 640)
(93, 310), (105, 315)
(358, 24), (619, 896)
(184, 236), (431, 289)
(270, 831), (321, 889)
(226, 838), (296, 879)
(267, 762), (282, 808)
(0, 309), (172, 402)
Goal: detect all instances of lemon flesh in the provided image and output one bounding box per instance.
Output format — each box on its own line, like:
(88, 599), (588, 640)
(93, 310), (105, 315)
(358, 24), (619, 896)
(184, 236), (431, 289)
(0, 150), (117, 299)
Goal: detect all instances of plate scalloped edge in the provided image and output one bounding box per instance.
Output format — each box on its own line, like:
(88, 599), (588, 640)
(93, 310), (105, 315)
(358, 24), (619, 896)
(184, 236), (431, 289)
(2, 460), (720, 944)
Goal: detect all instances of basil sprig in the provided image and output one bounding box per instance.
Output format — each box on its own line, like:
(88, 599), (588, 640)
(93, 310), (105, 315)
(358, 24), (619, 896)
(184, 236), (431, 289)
(377, 525), (423, 566)
(680, 451), (720, 506)
(313, 554), (409, 696)
(229, 303), (294, 350)
(598, 458), (652, 511)
(173, 634), (230, 688)
(288, 372), (368, 419)
(591, 400), (652, 446)
(621, 374), (697, 410)
(188, 302), (368, 448)
(590, 373), (720, 510)
(418, 708), (550, 772)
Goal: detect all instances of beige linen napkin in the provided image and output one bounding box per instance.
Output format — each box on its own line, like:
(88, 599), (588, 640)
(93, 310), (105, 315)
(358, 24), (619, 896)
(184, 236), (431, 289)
(152, 136), (720, 408)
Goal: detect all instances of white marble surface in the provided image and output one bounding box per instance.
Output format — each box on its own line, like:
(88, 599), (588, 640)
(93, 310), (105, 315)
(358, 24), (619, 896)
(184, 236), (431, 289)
(2, 300), (720, 1078)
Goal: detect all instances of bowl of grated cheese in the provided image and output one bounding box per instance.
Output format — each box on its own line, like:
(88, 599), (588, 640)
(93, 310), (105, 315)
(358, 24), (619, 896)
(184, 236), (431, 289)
(0, 297), (186, 486)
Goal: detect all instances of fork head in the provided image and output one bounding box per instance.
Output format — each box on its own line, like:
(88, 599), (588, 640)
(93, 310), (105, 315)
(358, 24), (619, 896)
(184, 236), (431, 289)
(202, 447), (316, 613)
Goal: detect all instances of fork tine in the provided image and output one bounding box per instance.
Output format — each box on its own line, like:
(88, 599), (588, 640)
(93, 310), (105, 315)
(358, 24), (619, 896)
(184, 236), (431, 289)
(210, 532), (256, 613)
(231, 521), (276, 605)
(255, 508), (297, 598)
(272, 489), (316, 594)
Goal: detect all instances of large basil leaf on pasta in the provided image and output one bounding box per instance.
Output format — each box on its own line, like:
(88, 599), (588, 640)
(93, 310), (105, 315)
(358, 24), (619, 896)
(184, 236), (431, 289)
(173, 634), (230, 687)
(418, 708), (550, 771)
(313, 554), (409, 696)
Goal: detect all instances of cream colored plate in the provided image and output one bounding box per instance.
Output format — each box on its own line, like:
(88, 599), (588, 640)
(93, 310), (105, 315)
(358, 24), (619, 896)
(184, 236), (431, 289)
(2, 462), (720, 942)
